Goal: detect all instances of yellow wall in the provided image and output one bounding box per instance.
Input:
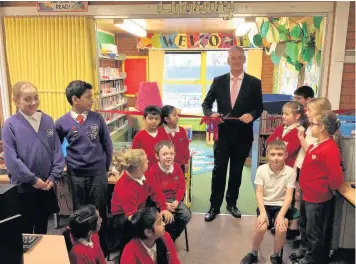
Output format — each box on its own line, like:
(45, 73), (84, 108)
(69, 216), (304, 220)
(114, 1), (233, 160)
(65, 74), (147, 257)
(148, 50), (165, 93)
(247, 49), (263, 79)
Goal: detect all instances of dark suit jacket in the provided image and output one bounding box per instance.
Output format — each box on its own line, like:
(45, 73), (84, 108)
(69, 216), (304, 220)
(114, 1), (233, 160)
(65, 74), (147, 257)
(202, 73), (263, 153)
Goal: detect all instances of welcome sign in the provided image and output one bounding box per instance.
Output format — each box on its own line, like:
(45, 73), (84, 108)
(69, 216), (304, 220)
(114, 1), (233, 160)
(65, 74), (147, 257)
(137, 33), (252, 50)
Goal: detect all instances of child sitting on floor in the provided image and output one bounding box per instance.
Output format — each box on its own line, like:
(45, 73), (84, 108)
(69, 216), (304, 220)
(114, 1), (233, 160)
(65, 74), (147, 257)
(150, 140), (192, 241)
(64, 204), (106, 264)
(241, 140), (296, 264)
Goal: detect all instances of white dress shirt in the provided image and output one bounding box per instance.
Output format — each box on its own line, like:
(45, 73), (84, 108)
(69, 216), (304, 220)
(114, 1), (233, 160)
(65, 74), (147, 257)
(282, 123), (300, 137)
(70, 110), (88, 123)
(19, 110), (42, 133)
(127, 172), (146, 185)
(78, 235), (94, 248)
(163, 124), (180, 137)
(141, 240), (157, 261)
(158, 162), (174, 174)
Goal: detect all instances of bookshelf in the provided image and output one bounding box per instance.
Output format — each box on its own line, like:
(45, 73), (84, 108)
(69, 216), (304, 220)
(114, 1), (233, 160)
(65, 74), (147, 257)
(96, 32), (128, 138)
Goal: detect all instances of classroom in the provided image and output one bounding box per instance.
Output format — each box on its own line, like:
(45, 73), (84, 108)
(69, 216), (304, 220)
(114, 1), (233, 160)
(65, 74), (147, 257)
(0, 1), (354, 264)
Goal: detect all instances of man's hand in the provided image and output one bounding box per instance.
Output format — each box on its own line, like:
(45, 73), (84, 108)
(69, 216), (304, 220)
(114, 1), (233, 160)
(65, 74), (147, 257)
(239, 113), (253, 124)
(44, 179), (54, 190)
(171, 200), (179, 210)
(166, 202), (175, 212)
(33, 178), (48, 189)
(256, 213), (268, 229)
(210, 113), (220, 118)
(184, 164), (189, 173)
(274, 213), (288, 232)
(161, 210), (174, 224)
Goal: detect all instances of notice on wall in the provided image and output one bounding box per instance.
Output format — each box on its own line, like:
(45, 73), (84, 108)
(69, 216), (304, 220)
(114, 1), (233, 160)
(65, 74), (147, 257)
(138, 33), (251, 50)
(37, 1), (88, 12)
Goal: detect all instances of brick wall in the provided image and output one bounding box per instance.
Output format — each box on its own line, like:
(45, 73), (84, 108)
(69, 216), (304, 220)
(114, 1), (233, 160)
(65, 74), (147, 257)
(261, 52), (274, 93)
(116, 33), (148, 56)
(339, 1), (355, 109)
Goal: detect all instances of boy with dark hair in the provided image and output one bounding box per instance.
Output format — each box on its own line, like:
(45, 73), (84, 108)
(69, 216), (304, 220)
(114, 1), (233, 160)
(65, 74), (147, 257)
(132, 105), (169, 168)
(55, 80), (113, 255)
(293, 86), (315, 108)
(241, 140), (296, 264)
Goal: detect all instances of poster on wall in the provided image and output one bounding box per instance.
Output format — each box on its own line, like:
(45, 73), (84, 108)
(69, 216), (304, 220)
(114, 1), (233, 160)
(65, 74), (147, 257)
(137, 33), (252, 50)
(303, 61), (320, 94)
(37, 1), (88, 12)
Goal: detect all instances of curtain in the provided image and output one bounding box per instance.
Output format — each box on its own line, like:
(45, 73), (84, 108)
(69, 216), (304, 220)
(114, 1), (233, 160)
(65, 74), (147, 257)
(4, 16), (97, 119)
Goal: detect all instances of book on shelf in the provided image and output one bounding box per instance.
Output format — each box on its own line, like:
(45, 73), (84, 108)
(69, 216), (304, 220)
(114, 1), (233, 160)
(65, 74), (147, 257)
(100, 67), (126, 80)
(260, 111), (283, 135)
(100, 80), (125, 96)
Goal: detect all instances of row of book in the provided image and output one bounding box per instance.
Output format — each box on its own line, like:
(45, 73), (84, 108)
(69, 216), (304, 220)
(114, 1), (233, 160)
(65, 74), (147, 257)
(101, 94), (126, 110)
(260, 111), (283, 135)
(100, 80), (125, 95)
(100, 105), (126, 123)
(99, 67), (125, 80)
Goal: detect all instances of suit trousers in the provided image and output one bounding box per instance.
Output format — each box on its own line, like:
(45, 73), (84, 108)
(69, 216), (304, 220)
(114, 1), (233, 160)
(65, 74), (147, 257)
(210, 138), (249, 209)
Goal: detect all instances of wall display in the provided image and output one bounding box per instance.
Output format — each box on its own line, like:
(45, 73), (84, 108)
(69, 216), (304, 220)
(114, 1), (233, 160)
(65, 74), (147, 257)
(37, 1), (88, 12)
(137, 32), (251, 50)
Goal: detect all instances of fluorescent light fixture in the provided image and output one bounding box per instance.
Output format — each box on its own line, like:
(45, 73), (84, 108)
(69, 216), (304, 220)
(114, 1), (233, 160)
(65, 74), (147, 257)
(114, 19), (147, 37)
(235, 18), (257, 36)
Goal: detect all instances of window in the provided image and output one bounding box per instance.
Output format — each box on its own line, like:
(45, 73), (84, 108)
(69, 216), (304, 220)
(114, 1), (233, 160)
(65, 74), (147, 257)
(163, 51), (248, 114)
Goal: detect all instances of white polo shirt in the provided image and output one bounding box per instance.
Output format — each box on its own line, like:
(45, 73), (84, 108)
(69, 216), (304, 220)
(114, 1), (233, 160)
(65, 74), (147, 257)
(295, 127), (318, 169)
(254, 163), (296, 206)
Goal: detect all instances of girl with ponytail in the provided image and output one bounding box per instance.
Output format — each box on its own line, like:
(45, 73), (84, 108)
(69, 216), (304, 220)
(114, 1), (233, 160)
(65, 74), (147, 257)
(120, 207), (180, 264)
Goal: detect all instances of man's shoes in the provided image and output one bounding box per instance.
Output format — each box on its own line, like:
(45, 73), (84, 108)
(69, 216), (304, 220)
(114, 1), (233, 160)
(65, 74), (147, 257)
(226, 205), (241, 218)
(287, 228), (300, 239)
(240, 252), (258, 264)
(289, 251), (305, 262)
(205, 208), (220, 222)
(270, 255), (282, 264)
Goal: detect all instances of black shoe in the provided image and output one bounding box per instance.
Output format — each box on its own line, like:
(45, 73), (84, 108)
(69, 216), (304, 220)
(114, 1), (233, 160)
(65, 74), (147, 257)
(240, 252), (258, 264)
(289, 251), (305, 262)
(270, 227), (276, 235)
(270, 255), (282, 264)
(287, 229), (300, 239)
(205, 208), (220, 222)
(226, 205), (241, 218)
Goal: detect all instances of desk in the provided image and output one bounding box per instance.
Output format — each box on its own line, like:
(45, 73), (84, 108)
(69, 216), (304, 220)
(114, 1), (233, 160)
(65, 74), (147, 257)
(337, 182), (356, 207)
(24, 235), (70, 264)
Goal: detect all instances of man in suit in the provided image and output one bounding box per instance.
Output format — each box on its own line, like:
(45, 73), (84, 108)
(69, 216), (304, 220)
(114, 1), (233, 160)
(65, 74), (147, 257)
(202, 46), (263, 222)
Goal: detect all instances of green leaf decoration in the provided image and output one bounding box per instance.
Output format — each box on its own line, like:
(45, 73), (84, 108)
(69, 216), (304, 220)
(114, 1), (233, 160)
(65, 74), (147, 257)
(278, 24), (289, 41)
(295, 62), (303, 71)
(271, 51), (281, 64)
(261, 21), (270, 38)
(286, 42), (299, 62)
(275, 42), (286, 56)
(272, 18), (280, 23)
(291, 25), (301, 40)
(303, 44), (315, 63)
(316, 50), (321, 66)
(302, 22), (308, 37)
(253, 33), (263, 47)
(266, 24), (280, 43)
(313, 16), (323, 29)
(286, 56), (294, 65)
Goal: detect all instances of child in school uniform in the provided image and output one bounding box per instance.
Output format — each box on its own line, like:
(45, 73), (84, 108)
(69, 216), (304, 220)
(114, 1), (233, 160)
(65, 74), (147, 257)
(55, 80), (113, 254)
(2, 82), (65, 234)
(150, 141), (192, 241)
(121, 207), (180, 264)
(288, 98), (331, 239)
(293, 85), (315, 109)
(241, 140), (296, 264)
(159, 105), (190, 173)
(266, 101), (306, 168)
(132, 105), (169, 168)
(64, 204), (106, 264)
(290, 111), (343, 264)
(110, 149), (174, 252)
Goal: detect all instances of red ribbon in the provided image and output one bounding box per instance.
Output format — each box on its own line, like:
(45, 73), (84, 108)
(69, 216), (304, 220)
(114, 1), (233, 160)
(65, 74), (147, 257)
(199, 116), (223, 141)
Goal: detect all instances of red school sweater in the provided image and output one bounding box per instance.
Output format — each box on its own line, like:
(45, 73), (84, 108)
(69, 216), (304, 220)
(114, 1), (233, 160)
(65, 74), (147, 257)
(266, 124), (301, 167)
(300, 138), (343, 203)
(111, 171), (167, 216)
(69, 233), (106, 264)
(132, 129), (169, 168)
(149, 162), (186, 202)
(158, 126), (190, 166)
(120, 232), (180, 264)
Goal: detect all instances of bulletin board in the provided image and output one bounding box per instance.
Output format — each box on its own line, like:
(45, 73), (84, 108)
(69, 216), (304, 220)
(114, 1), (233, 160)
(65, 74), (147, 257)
(123, 56), (148, 96)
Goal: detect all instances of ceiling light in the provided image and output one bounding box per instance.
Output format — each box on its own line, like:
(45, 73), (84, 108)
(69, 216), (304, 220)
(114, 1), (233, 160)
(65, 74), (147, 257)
(114, 19), (147, 37)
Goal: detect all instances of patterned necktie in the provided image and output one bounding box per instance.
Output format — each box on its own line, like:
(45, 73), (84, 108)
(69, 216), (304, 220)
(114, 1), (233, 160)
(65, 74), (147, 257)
(231, 77), (239, 107)
(76, 114), (84, 124)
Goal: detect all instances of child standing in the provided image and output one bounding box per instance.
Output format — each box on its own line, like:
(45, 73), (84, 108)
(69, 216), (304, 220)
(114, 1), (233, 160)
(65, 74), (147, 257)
(2, 82), (65, 234)
(290, 111), (343, 264)
(132, 105), (169, 168)
(159, 105), (190, 173)
(266, 101), (306, 168)
(110, 149), (174, 251)
(120, 207), (180, 264)
(64, 204), (106, 264)
(293, 85), (315, 108)
(55, 80), (113, 254)
(150, 141), (192, 241)
(241, 140), (295, 264)
(288, 98), (332, 239)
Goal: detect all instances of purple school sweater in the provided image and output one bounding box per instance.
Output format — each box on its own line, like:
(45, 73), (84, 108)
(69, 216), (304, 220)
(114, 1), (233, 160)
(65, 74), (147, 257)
(55, 111), (113, 176)
(2, 111), (65, 193)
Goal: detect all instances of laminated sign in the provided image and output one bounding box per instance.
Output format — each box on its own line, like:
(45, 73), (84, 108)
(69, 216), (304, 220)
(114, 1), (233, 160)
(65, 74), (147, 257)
(37, 1), (88, 12)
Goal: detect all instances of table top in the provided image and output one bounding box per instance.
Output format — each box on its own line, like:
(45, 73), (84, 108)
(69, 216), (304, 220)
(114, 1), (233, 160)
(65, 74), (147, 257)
(24, 234), (70, 264)
(337, 182), (356, 206)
